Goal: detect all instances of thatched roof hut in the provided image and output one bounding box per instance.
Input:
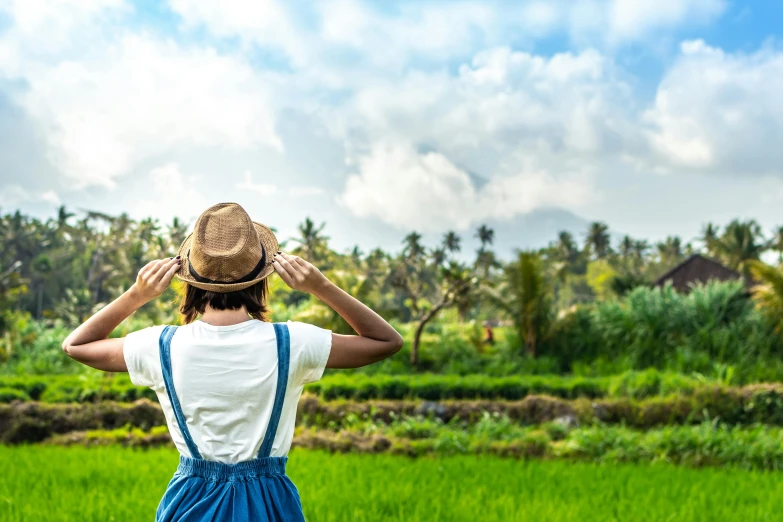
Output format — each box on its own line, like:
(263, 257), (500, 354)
(654, 254), (746, 293)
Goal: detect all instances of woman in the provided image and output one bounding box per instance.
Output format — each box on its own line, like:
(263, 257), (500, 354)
(62, 202), (403, 521)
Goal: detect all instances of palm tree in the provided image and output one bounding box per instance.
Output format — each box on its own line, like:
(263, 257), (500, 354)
(632, 239), (650, 264)
(431, 247), (447, 267)
(713, 219), (766, 275)
(769, 226), (783, 265)
(474, 225), (497, 278)
(443, 231), (461, 254)
(748, 260), (783, 333)
(168, 217), (189, 250)
(292, 217), (330, 263)
(487, 251), (552, 357)
(656, 236), (684, 265)
(56, 205), (75, 232)
(402, 232), (425, 260)
(476, 225), (494, 247)
(585, 222), (611, 259)
(349, 245), (364, 267)
(701, 222), (720, 256)
(619, 235), (634, 259)
(555, 231), (579, 263)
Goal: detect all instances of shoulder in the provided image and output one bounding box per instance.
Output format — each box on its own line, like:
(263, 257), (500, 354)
(282, 321), (330, 338)
(125, 325), (168, 348)
(123, 325), (168, 388)
(281, 321), (332, 385)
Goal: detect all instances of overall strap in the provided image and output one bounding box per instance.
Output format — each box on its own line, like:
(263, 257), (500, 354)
(257, 323), (291, 458)
(159, 325), (203, 460)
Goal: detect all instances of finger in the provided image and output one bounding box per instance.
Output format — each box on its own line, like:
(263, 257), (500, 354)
(159, 260), (181, 287)
(272, 259), (295, 287)
(284, 252), (308, 268)
(274, 254), (299, 278)
(152, 258), (179, 282)
(138, 260), (158, 277)
(143, 259), (167, 280)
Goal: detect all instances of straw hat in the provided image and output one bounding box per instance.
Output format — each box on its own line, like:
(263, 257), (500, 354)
(175, 203), (279, 293)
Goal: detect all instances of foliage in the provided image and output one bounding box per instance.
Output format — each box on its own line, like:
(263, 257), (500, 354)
(748, 260), (783, 333)
(547, 280), (783, 378)
(703, 219), (766, 275)
(487, 251), (552, 356)
(0, 369), (713, 404)
(3, 207), (783, 378)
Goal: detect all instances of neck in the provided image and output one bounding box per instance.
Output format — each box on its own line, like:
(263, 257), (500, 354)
(200, 306), (252, 326)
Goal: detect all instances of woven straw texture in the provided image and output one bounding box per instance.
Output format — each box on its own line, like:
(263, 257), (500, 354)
(175, 203), (278, 292)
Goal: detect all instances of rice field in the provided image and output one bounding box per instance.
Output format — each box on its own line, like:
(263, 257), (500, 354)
(1, 446), (783, 521)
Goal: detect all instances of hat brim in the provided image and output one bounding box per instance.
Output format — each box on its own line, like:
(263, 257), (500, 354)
(175, 221), (279, 293)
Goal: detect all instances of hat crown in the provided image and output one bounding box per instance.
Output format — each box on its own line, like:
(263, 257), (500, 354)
(189, 203), (264, 283)
(175, 202), (279, 292)
(195, 204), (253, 258)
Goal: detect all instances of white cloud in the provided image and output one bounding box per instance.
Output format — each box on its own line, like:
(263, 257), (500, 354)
(565, 0), (727, 46)
(340, 142), (592, 231)
(333, 46), (633, 231)
(0, 0), (126, 69)
(1, 0), (779, 243)
(0, 185), (60, 207)
(133, 163), (209, 221)
(346, 46), (636, 157)
(238, 171), (278, 195)
(607, 0), (725, 43)
(645, 40), (783, 175)
(168, 0), (310, 67)
(8, 35), (282, 188)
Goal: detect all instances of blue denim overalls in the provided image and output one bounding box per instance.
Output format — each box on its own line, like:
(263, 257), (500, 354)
(154, 323), (306, 521)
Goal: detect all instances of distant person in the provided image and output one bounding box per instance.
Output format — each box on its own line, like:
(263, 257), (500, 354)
(62, 203), (403, 521)
(484, 323), (494, 345)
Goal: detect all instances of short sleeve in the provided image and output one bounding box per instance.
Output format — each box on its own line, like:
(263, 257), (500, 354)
(123, 325), (166, 388)
(286, 321), (332, 386)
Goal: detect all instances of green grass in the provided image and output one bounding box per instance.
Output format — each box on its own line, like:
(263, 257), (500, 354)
(2, 447), (783, 521)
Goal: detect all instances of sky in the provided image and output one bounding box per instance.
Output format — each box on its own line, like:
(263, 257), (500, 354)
(1, 0), (782, 256)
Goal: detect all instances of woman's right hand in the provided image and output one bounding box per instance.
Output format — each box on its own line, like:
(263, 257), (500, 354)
(131, 257), (181, 302)
(273, 252), (330, 294)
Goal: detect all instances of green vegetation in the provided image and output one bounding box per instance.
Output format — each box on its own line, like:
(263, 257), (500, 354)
(2, 447), (783, 521)
(2, 208), (782, 380)
(0, 368), (715, 403)
(3, 208), (783, 516)
(9, 385), (783, 444)
(29, 413), (783, 472)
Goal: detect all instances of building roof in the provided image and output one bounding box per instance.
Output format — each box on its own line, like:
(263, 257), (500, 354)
(654, 254), (744, 293)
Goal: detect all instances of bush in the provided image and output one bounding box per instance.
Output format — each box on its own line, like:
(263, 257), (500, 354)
(549, 281), (783, 379)
(0, 387), (29, 403)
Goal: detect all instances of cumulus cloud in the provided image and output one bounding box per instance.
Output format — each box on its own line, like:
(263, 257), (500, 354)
(346, 46), (637, 156)
(340, 142), (591, 231)
(11, 35), (282, 188)
(645, 40), (783, 175)
(1, 0), (780, 242)
(333, 46), (630, 229)
(132, 163), (209, 221)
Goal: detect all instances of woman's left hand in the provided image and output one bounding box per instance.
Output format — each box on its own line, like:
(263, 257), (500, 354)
(130, 257), (182, 302)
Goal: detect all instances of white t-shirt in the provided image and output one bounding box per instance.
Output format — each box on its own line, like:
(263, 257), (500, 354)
(123, 319), (332, 463)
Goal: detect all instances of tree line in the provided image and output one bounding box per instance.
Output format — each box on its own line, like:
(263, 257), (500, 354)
(0, 207), (780, 365)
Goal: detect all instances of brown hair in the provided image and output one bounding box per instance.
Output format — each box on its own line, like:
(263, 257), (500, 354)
(179, 280), (269, 324)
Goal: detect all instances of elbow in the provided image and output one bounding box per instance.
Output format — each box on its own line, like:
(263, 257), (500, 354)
(61, 339), (74, 358)
(388, 331), (404, 355)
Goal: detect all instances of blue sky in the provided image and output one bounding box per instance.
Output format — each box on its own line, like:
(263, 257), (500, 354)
(1, 0), (782, 256)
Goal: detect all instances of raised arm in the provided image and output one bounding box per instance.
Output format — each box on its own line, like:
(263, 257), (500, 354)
(272, 252), (403, 369)
(62, 257), (181, 371)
